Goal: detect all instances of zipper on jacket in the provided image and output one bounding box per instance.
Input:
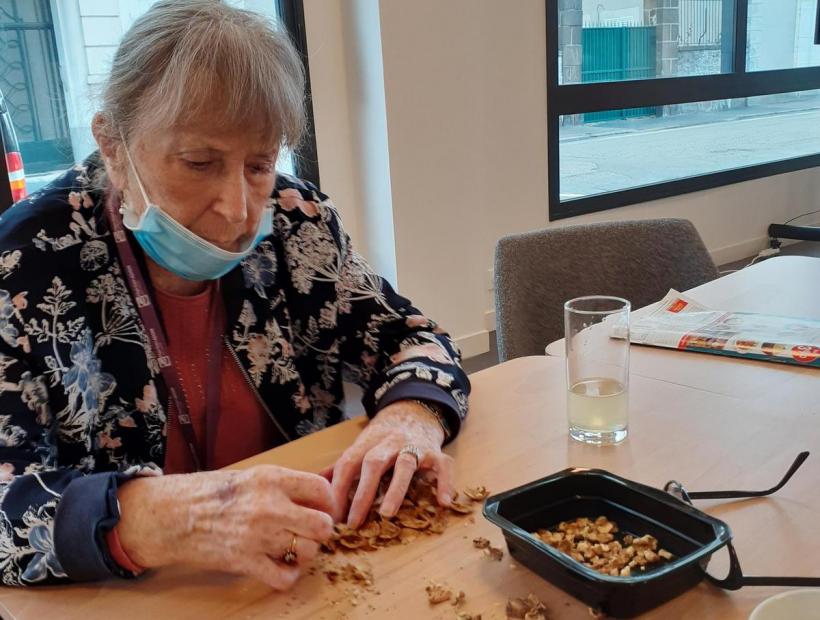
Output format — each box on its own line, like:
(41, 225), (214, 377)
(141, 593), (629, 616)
(223, 336), (292, 442)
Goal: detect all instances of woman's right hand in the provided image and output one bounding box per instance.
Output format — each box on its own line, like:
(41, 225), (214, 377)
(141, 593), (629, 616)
(115, 465), (335, 590)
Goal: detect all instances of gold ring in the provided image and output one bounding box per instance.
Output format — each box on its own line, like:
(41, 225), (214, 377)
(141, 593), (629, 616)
(398, 444), (422, 468)
(281, 535), (298, 565)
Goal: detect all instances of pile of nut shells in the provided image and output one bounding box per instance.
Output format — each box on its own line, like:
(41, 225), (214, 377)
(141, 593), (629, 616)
(322, 478), (491, 554)
(533, 516), (674, 577)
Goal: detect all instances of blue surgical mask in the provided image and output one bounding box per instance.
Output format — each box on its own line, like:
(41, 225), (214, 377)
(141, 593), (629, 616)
(119, 143), (273, 281)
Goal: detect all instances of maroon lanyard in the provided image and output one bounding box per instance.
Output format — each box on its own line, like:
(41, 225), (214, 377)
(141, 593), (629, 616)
(104, 193), (223, 471)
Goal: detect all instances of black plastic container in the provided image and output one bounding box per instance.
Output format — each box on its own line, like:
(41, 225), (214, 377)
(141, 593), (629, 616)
(484, 460), (820, 618)
(484, 468), (730, 617)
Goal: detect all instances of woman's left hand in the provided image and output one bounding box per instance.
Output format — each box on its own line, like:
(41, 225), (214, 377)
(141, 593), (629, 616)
(326, 401), (455, 528)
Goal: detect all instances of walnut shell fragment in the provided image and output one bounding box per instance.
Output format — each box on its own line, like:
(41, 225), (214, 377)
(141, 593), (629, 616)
(323, 562), (374, 587)
(425, 582), (452, 605)
(397, 512), (432, 530)
(506, 593), (549, 619)
(464, 486), (490, 501)
(358, 520), (381, 539)
(378, 520), (401, 540)
(448, 500), (475, 515)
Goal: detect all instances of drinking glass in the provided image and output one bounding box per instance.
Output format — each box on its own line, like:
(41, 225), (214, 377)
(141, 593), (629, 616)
(564, 296), (630, 445)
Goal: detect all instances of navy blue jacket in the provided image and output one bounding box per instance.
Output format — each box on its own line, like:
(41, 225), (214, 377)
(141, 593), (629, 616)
(0, 156), (469, 585)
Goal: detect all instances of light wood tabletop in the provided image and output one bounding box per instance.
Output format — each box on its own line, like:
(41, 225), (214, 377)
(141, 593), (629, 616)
(1, 256), (818, 620)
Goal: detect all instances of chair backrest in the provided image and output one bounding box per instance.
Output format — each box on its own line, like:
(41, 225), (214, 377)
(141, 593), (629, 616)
(494, 218), (718, 362)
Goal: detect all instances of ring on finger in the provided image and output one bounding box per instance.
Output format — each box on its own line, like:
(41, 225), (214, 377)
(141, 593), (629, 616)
(281, 535), (299, 565)
(398, 444), (422, 468)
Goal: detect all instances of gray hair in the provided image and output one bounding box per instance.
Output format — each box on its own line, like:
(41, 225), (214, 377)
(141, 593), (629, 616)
(97, 0), (305, 149)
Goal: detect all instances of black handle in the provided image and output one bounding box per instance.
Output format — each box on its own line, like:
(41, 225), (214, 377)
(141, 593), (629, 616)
(665, 452), (809, 502)
(704, 542), (820, 590)
(664, 453), (820, 591)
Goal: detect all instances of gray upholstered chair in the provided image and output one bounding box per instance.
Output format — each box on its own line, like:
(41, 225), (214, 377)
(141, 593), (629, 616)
(494, 218), (718, 362)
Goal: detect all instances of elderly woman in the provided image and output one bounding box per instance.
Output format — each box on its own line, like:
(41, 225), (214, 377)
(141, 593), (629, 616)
(0, 0), (468, 589)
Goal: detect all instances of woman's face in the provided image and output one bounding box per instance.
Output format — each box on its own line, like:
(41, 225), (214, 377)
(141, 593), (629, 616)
(121, 115), (279, 253)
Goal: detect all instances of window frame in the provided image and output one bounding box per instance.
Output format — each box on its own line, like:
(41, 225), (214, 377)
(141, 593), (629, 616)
(547, 0), (820, 221)
(276, 0), (321, 189)
(0, 130), (11, 210)
(0, 0), (319, 212)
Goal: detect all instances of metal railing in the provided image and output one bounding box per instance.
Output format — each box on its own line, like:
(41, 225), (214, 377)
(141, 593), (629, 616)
(680, 0), (723, 49)
(0, 0), (72, 173)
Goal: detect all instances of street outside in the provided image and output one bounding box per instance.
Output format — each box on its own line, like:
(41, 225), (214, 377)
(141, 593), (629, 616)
(559, 97), (820, 199)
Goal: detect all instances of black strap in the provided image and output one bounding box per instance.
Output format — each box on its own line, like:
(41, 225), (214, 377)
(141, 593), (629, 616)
(665, 452), (809, 501)
(704, 541), (820, 590)
(104, 192), (223, 471)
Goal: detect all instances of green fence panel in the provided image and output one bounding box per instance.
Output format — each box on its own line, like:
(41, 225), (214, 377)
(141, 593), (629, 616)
(582, 26), (657, 123)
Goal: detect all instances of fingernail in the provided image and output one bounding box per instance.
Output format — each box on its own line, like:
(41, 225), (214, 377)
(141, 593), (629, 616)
(441, 492), (452, 505)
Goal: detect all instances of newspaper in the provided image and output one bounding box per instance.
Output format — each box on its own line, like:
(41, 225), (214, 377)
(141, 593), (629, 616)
(620, 290), (820, 368)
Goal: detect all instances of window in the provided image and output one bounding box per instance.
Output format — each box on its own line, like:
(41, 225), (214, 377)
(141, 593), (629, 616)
(549, 0), (820, 220)
(0, 0), (318, 208)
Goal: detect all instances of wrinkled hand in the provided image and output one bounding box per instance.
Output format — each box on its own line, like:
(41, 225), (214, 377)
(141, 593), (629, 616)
(325, 401), (455, 528)
(116, 465), (335, 590)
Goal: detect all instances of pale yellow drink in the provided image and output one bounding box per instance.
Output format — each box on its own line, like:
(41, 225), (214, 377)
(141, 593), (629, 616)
(568, 378), (628, 441)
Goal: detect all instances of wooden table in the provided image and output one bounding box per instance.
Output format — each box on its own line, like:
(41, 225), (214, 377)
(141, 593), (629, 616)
(2, 257), (819, 620)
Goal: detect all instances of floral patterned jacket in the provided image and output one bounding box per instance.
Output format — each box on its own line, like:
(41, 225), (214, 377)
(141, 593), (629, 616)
(0, 155), (469, 585)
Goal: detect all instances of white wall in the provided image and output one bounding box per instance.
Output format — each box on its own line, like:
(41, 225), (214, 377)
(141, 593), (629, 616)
(296, 1), (820, 358)
(302, 0), (398, 284)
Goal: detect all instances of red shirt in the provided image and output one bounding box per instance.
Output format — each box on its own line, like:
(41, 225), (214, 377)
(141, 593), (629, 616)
(154, 282), (280, 473)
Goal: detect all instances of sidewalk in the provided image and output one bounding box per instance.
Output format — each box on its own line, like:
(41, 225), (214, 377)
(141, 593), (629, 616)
(559, 93), (820, 143)
(559, 103), (820, 198)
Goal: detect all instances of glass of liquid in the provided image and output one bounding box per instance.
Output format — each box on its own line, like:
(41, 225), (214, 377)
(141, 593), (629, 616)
(564, 296), (630, 445)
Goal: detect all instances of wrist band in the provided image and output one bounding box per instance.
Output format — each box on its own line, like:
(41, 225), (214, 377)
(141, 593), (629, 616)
(104, 525), (146, 575)
(410, 399), (452, 441)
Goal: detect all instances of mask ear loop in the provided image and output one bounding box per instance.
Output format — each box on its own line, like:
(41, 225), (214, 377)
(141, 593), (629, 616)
(118, 130), (153, 215)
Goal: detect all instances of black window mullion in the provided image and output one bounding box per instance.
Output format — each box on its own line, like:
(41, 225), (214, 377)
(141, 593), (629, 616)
(275, 0), (321, 189)
(733, 0), (748, 73)
(545, 0), (558, 92)
(720, 0), (742, 74)
(547, 112), (560, 223)
(546, 0), (559, 216)
(815, 0), (820, 45)
(0, 129), (12, 211)
(552, 66), (820, 115)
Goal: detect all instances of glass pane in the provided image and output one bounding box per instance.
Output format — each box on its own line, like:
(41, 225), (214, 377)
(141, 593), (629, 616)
(557, 0), (731, 85)
(558, 89), (820, 201)
(0, 0), (293, 197)
(747, 0), (820, 71)
(0, 0), (73, 180)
